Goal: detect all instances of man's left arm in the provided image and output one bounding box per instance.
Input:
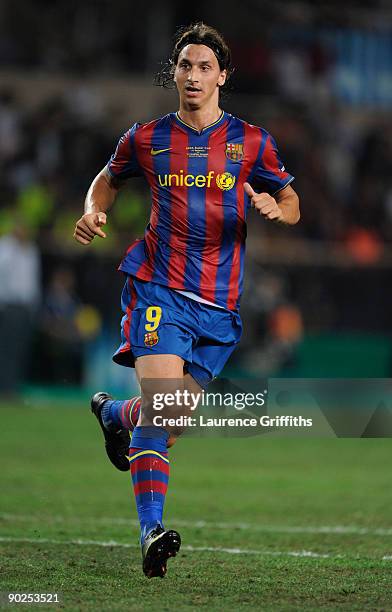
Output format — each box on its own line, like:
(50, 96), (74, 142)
(274, 184), (300, 225)
(244, 182), (300, 225)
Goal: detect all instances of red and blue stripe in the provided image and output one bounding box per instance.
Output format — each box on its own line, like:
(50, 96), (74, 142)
(111, 112), (294, 312)
(129, 450), (169, 510)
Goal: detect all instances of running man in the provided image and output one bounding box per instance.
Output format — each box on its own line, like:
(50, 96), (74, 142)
(74, 22), (300, 578)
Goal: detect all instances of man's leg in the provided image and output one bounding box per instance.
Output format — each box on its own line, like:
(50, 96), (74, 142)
(93, 363), (201, 462)
(100, 395), (142, 431)
(92, 392), (177, 457)
(129, 353), (188, 578)
(91, 353), (202, 575)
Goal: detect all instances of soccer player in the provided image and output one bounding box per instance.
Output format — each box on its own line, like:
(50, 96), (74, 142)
(74, 22), (300, 578)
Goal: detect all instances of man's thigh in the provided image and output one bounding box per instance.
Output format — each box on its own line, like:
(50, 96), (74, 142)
(135, 354), (185, 381)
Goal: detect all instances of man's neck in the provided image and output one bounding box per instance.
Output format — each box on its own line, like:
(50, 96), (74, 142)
(177, 105), (222, 132)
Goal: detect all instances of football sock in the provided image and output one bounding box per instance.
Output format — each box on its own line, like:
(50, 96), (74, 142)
(101, 397), (141, 431)
(129, 426), (170, 541)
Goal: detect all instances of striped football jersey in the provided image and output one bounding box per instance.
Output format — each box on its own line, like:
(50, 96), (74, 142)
(107, 111), (294, 311)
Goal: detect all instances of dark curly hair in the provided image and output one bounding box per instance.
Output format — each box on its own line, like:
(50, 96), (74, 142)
(154, 22), (234, 94)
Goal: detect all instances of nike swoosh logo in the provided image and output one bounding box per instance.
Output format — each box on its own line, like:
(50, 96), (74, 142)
(151, 147), (172, 156)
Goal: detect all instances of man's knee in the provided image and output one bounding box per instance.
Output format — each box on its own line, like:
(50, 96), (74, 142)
(167, 435), (177, 448)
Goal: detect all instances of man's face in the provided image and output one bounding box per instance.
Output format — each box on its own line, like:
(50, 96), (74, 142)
(174, 44), (226, 109)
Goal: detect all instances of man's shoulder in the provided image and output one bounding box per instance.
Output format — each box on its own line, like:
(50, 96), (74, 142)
(131, 113), (173, 135)
(226, 112), (268, 138)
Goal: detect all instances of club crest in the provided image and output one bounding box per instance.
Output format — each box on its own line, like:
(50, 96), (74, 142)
(225, 143), (244, 162)
(144, 331), (159, 346)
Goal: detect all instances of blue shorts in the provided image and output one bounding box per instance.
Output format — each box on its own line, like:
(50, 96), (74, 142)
(112, 276), (242, 388)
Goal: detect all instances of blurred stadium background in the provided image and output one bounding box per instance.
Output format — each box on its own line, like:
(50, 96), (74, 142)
(0, 0), (391, 396)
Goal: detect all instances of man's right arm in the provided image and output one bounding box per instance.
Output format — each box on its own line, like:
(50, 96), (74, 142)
(73, 167), (123, 245)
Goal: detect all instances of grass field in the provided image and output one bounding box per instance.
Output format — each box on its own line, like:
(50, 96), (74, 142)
(1, 400), (392, 611)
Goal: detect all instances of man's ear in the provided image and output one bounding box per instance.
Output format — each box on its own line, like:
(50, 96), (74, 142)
(218, 69), (227, 87)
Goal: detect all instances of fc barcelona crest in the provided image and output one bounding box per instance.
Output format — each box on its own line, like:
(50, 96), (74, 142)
(225, 143), (244, 162)
(144, 331), (159, 347)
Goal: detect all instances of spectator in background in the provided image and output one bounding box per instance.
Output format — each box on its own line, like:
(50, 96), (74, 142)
(39, 267), (83, 385)
(36, 267), (102, 385)
(0, 220), (41, 398)
(0, 90), (23, 163)
(239, 268), (303, 376)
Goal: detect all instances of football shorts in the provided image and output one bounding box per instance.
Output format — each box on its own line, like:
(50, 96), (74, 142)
(113, 275), (242, 388)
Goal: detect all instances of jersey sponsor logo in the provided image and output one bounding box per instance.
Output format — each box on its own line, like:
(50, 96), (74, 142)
(216, 172), (236, 190)
(225, 143), (244, 162)
(151, 147), (172, 156)
(157, 170), (236, 190)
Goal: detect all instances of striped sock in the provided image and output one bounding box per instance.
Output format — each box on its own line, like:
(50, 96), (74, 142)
(101, 396), (141, 431)
(129, 426), (170, 540)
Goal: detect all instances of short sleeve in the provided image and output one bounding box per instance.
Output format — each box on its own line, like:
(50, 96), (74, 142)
(107, 123), (142, 180)
(252, 131), (294, 195)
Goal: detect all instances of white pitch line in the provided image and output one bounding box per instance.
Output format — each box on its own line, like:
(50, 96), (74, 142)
(0, 536), (342, 559)
(1, 513), (392, 536)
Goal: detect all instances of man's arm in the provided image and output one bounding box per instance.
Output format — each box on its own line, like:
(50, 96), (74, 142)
(243, 182), (300, 225)
(73, 167), (124, 245)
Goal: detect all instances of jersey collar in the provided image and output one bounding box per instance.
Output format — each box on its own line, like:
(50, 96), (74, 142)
(172, 110), (226, 135)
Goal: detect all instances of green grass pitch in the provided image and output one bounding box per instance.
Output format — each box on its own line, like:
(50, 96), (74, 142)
(1, 401), (392, 611)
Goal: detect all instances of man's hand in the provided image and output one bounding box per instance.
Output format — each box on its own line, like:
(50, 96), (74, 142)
(244, 183), (283, 221)
(73, 212), (107, 245)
